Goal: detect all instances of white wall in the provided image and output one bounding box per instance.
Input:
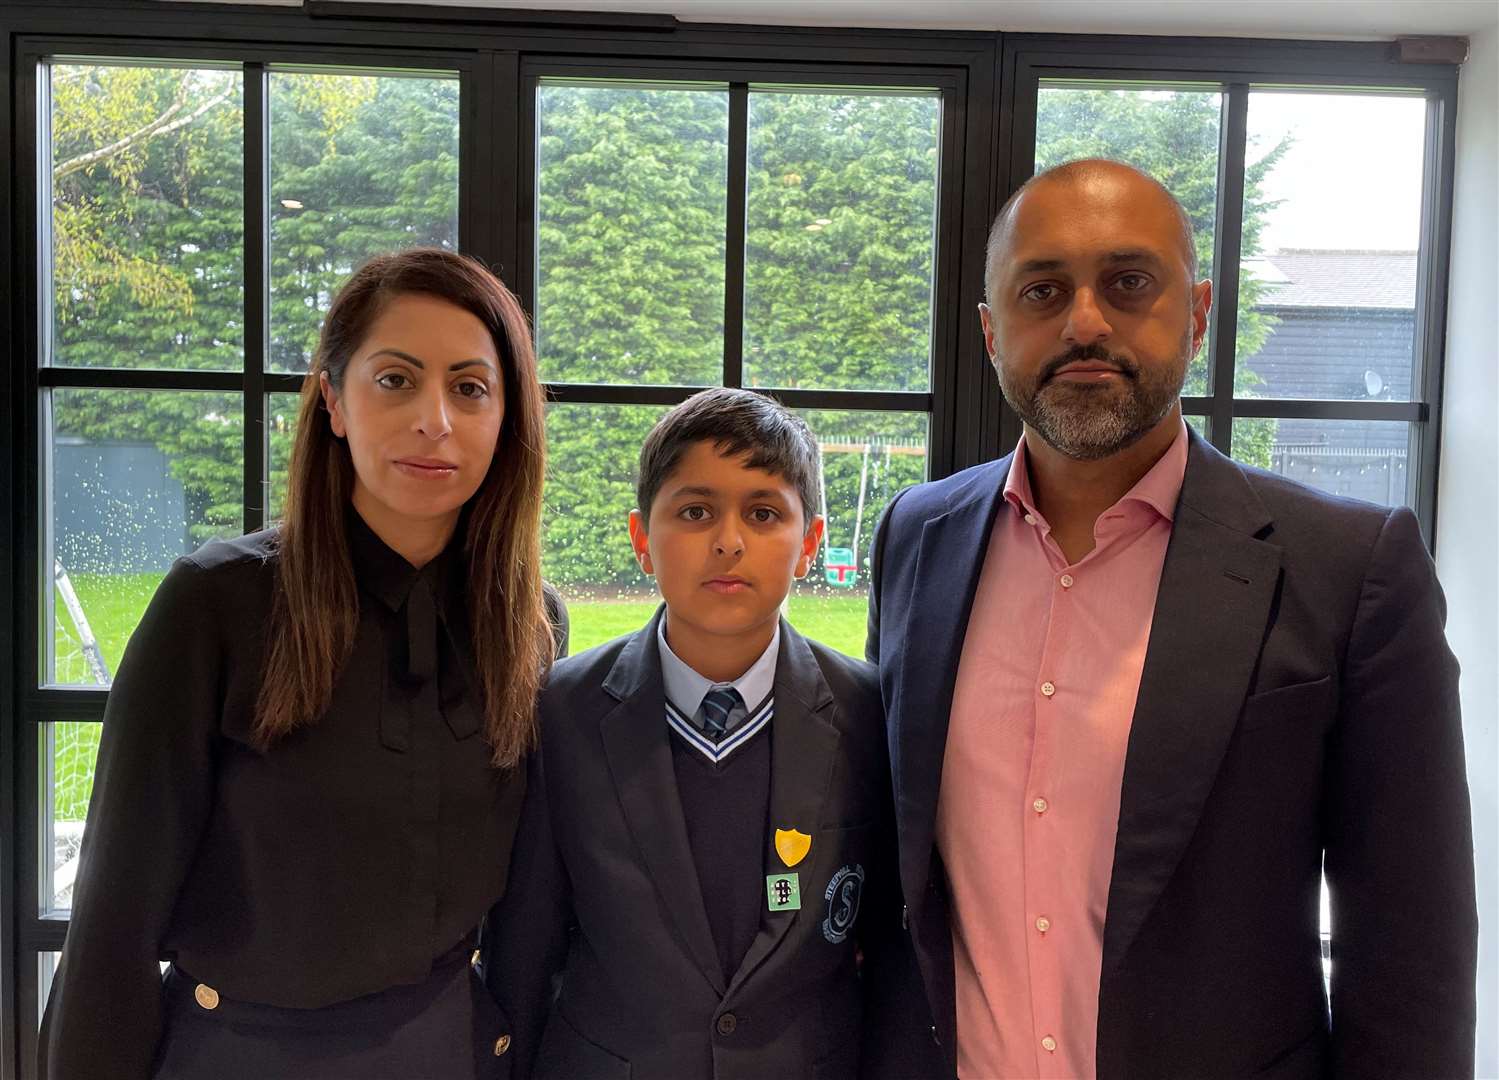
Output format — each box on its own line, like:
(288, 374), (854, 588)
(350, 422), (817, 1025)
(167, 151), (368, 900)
(1435, 22), (1499, 1078)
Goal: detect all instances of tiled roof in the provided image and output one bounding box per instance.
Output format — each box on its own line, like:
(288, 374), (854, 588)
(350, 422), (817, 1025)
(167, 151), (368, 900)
(1245, 249), (1417, 310)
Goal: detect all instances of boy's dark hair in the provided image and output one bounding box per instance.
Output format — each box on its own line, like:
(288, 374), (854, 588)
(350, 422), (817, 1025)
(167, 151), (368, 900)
(636, 388), (821, 530)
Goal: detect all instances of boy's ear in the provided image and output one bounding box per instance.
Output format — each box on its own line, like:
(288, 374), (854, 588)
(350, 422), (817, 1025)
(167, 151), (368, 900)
(628, 509), (654, 576)
(794, 515), (826, 579)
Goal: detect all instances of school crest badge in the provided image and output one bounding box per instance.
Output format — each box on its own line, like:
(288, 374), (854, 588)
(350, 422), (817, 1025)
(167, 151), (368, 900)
(822, 863), (865, 944)
(774, 828), (812, 868)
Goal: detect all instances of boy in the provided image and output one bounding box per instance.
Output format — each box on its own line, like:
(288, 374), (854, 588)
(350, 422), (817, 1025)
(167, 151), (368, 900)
(481, 388), (925, 1080)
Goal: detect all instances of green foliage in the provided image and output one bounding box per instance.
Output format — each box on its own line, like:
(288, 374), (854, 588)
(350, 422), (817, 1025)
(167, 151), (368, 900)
(535, 86), (728, 386)
(743, 92), (939, 392)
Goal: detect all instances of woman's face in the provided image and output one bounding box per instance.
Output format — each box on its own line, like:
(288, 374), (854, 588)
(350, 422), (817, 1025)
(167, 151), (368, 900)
(321, 292), (505, 548)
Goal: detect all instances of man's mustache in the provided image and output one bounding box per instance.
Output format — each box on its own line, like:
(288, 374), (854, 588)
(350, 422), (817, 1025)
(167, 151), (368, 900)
(1039, 344), (1139, 384)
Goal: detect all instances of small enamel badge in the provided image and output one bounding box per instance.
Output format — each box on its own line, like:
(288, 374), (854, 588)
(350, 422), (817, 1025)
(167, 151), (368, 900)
(766, 873), (801, 912)
(774, 828), (811, 868)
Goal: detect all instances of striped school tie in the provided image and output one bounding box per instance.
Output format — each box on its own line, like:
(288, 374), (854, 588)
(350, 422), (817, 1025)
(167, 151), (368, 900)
(699, 686), (742, 741)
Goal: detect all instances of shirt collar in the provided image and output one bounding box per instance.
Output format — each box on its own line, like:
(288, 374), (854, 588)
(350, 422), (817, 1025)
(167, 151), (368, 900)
(346, 505), (462, 613)
(657, 614), (780, 717)
(1003, 416), (1190, 526)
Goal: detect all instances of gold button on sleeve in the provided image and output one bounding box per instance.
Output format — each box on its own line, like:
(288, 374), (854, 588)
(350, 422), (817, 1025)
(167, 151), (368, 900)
(494, 1035), (512, 1056)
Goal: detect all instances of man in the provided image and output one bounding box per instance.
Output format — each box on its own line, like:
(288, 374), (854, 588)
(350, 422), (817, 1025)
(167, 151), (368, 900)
(866, 159), (1476, 1079)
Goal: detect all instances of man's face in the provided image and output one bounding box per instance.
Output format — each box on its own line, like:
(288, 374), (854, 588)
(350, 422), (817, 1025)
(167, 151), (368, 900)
(979, 170), (1211, 460)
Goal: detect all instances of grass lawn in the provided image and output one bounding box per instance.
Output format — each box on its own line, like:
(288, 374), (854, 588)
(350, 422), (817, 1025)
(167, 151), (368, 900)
(565, 593), (869, 658)
(50, 575), (872, 823)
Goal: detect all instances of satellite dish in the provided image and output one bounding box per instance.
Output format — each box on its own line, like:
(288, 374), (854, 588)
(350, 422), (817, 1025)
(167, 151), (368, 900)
(1364, 370), (1385, 396)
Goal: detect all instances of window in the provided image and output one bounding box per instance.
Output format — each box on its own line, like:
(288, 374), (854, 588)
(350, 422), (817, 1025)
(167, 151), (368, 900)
(531, 75), (946, 656)
(1029, 76), (1443, 520)
(3, 15), (1459, 1073)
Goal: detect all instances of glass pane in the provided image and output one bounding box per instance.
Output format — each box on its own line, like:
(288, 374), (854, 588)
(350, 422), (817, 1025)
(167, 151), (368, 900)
(1233, 417), (1411, 508)
(269, 71), (460, 374)
(544, 404), (669, 652)
(44, 723), (101, 914)
(49, 63), (244, 371)
(40, 953), (62, 1024)
(1236, 92), (1425, 401)
(267, 390), (303, 523)
(1035, 83), (1222, 396)
(744, 90), (940, 392)
(535, 83), (728, 386)
(1185, 415), (1206, 438)
(789, 410), (928, 658)
(49, 389), (243, 686)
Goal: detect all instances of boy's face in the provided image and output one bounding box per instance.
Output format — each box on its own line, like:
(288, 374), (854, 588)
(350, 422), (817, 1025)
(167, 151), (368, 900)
(629, 440), (824, 656)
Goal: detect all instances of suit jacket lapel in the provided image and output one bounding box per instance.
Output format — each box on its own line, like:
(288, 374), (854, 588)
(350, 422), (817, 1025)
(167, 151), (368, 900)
(1102, 434), (1283, 979)
(599, 607), (727, 997)
(894, 457), (1010, 911)
(725, 620), (838, 997)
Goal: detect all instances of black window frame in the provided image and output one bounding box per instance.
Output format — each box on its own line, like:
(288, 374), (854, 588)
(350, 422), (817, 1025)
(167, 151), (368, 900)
(1002, 35), (1459, 535)
(0, 7), (1462, 1079)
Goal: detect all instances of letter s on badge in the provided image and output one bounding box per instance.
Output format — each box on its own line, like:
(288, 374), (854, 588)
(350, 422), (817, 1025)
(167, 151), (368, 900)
(822, 863), (865, 944)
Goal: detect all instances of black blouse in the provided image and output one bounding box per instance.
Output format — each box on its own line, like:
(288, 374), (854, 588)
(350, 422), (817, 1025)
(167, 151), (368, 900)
(40, 512), (567, 1080)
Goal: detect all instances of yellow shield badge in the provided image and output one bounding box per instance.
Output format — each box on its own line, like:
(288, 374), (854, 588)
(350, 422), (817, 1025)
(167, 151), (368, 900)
(774, 828), (812, 869)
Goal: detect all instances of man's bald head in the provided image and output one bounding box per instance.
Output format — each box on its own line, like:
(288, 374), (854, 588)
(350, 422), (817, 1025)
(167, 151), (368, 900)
(984, 159), (1198, 306)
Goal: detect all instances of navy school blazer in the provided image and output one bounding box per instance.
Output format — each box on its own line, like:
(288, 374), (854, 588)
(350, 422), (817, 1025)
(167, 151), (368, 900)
(481, 607), (937, 1080)
(866, 428), (1476, 1079)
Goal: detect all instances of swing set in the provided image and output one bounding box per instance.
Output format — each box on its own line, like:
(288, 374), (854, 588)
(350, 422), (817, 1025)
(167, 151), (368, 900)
(816, 438), (924, 588)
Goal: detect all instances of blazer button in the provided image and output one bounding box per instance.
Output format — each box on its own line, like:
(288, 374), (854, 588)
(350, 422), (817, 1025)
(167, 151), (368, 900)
(494, 1035), (512, 1056)
(193, 984), (220, 1010)
(716, 1013), (738, 1035)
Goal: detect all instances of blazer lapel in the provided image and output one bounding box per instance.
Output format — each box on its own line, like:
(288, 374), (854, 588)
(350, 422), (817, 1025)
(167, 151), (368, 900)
(599, 607), (727, 997)
(894, 457), (1010, 911)
(725, 620), (839, 997)
(1102, 434), (1283, 978)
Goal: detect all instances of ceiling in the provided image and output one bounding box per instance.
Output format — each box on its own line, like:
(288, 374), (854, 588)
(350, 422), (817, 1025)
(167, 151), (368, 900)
(172, 0), (1499, 39)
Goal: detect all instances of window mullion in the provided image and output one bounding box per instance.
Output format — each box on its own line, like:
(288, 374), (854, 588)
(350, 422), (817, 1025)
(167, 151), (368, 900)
(243, 62), (268, 534)
(724, 83), (748, 389)
(1410, 90), (1456, 540)
(1207, 83), (1249, 454)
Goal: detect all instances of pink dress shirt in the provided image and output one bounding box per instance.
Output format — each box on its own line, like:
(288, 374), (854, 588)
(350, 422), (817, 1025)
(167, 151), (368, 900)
(937, 420), (1188, 1079)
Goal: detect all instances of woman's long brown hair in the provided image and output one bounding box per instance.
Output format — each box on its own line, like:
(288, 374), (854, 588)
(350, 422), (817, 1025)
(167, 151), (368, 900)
(255, 248), (551, 767)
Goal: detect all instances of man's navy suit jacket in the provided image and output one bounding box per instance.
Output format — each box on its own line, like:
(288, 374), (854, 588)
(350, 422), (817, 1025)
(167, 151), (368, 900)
(865, 429), (1477, 1079)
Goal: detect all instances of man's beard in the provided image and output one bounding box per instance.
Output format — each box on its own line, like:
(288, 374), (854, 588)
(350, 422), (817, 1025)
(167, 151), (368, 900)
(996, 337), (1190, 461)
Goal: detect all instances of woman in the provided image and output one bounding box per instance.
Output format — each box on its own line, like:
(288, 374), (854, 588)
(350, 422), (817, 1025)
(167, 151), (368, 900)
(40, 248), (564, 1079)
